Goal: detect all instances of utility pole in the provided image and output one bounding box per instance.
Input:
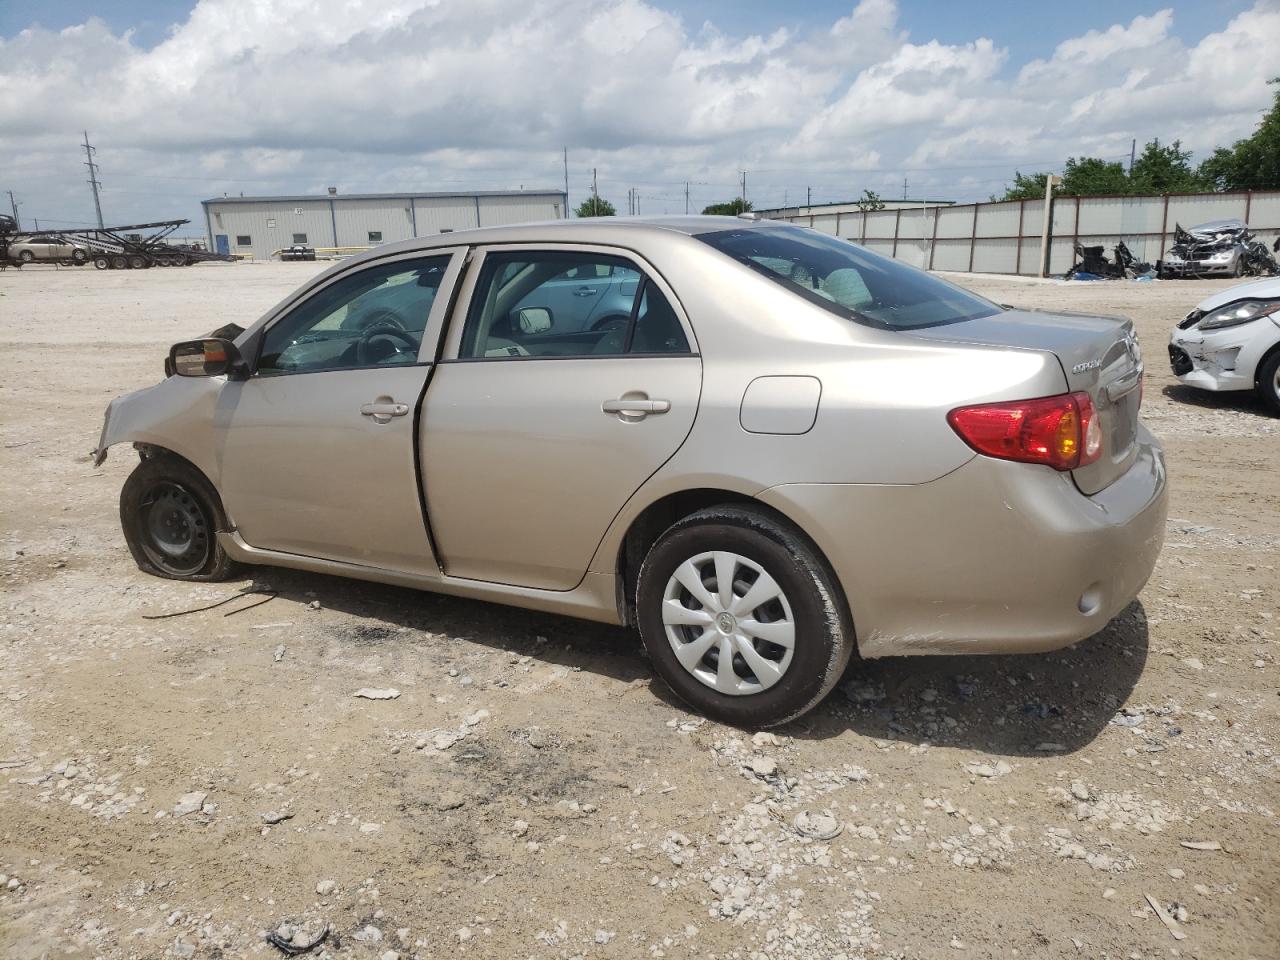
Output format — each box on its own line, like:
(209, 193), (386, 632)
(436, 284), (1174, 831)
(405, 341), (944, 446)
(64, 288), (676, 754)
(562, 146), (569, 218)
(1129, 138), (1136, 174)
(806, 186), (811, 211)
(1038, 174), (1062, 278)
(591, 168), (598, 216)
(684, 182), (689, 215)
(6, 190), (19, 230)
(902, 177), (908, 200)
(82, 131), (104, 229)
(740, 171), (747, 206)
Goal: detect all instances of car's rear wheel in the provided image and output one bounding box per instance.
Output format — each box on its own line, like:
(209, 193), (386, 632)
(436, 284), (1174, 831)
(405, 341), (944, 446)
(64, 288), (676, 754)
(120, 456), (237, 581)
(636, 505), (854, 728)
(18, 250), (34, 263)
(71, 249), (88, 263)
(1257, 351), (1280, 416)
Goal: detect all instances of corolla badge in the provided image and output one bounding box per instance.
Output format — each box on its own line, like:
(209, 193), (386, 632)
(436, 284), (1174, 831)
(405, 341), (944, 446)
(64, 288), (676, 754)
(1072, 358), (1102, 374)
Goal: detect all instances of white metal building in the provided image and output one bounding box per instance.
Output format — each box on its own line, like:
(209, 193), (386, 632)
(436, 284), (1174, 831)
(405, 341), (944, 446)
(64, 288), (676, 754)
(201, 189), (566, 260)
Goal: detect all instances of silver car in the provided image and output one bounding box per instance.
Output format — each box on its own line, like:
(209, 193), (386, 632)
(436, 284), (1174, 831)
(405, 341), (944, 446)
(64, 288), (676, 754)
(94, 218), (1167, 726)
(8, 234), (89, 264)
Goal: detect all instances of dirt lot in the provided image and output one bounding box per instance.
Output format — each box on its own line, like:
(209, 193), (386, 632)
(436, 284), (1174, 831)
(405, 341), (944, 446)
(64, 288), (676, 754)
(1, 262), (1276, 960)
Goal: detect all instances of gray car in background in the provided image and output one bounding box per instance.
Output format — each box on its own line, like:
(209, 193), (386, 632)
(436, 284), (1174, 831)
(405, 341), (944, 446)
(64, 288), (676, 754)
(94, 217), (1167, 726)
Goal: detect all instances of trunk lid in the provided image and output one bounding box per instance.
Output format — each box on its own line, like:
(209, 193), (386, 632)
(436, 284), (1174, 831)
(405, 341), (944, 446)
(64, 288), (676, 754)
(907, 309), (1142, 495)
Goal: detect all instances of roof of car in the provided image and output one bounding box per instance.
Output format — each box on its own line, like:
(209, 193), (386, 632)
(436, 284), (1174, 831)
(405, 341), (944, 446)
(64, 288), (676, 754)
(344, 215), (785, 263)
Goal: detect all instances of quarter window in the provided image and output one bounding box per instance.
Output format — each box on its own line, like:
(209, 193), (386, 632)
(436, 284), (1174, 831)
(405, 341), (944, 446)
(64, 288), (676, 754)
(257, 256), (451, 375)
(458, 251), (688, 359)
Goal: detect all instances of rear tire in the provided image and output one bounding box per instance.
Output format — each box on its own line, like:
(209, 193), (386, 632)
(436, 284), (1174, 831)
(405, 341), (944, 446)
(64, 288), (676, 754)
(120, 456), (237, 581)
(128, 254), (148, 269)
(636, 505), (854, 728)
(18, 250), (34, 263)
(111, 255), (127, 270)
(1257, 351), (1280, 416)
(93, 257), (110, 270)
(71, 249), (88, 263)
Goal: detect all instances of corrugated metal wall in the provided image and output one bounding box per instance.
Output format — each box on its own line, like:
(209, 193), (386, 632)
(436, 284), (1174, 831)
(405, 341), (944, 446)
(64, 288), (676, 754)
(205, 192), (565, 259)
(206, 201), (335, 260)
(762, 190), (1280, 276)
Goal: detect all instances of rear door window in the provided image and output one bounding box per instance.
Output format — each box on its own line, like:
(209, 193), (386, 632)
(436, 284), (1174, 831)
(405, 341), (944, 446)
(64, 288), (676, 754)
(458, 251), (689, 359)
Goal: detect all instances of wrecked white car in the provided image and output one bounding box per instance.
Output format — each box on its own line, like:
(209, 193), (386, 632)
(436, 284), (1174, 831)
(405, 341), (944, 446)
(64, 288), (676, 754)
(1169, 276), (1280, 413)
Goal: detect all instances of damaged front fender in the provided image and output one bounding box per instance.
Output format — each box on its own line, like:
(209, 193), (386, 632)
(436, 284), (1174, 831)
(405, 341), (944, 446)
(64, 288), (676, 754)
(92, 375), (225, 484)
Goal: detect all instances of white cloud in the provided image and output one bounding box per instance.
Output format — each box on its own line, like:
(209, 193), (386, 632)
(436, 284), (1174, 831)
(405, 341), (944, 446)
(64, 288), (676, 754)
(0, 0), (1275, 227)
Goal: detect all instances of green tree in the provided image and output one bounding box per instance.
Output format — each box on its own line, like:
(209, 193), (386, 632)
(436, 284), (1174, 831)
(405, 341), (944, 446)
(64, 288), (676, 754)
(1129, 138), (1207, 194)
(701, 198), (752, 215)
(574, 196), (616, 217)
(1199, 77), (1280, 191)
(1058, 156), (1131, 196)
(992, 170), (1052, 202)
(855, 189), (885, 212)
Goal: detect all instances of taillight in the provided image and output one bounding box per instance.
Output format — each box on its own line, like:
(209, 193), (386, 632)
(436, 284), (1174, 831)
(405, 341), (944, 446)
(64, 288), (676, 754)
(947, 392), (1101, 471)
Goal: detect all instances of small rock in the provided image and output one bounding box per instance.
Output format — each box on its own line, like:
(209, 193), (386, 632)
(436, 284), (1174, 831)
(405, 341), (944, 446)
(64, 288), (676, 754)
(751, 732), (781, 748)
(463, 709), (489, 726)
(173, 940), (196, 958)
(172, 791), (207, 817)
(1070, 781), (1091, 801)
(354, 688), (400, 700)
(1168, 868), (1184, 879)
(1180, 657), (1203, 670)
(433, 731), (462, 750)
(433, 791), (466, 811)
(527, 729), (548, 749)
(307, 600), (321, 611)
(512, 819), (529, 837)
(1102, 888), (1116, 899)
(359, 822), (381, 833)
(315, 880), (337, 896)
(353, 924), (383, 942)
(457, 927), (472, 942)
(380, 952), (401, 960)
(273, 644), (285, 662)
(749, 757), (778, 778)
(262, 810), (293, 825)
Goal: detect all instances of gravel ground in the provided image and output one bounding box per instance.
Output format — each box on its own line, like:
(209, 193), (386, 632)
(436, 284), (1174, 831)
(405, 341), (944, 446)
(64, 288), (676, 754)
(1, 262), (1276, 960)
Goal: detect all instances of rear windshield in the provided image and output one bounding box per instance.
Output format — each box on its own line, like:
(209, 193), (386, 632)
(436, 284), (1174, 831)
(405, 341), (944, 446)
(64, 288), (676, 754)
(697, 226), (1001, 330)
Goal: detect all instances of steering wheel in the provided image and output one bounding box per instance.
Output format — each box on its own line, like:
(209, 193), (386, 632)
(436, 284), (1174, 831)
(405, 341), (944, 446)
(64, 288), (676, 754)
(356, 321), (418, 365)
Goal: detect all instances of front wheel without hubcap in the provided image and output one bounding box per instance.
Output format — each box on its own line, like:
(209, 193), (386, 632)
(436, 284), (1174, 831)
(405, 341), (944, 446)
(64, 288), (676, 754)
(637, 506), (854, 728)
(120, 457), (237, 581)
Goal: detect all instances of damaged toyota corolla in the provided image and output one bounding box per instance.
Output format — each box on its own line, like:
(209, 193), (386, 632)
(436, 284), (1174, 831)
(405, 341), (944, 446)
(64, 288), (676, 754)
(94, 217), (1168, 726)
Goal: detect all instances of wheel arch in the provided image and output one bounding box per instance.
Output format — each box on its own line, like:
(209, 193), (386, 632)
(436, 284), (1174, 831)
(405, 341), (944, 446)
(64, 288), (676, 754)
(1254, 337), (1280, 390)
(611, 487), (853, 635)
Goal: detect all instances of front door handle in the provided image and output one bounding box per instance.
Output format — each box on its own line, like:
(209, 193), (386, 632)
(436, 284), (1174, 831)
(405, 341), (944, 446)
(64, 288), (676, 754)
(602, 397), (670, 416)
(573, 286), (598, 297)
(360, 399), (410, 424)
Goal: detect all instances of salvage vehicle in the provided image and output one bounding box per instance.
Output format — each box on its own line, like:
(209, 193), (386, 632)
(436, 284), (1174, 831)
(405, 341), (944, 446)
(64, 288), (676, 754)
(94, 218), (1168, 726)
(1159, 219), (1277, 278)
(1169, 275), (1280, 414)
(7, 234), (89, 264)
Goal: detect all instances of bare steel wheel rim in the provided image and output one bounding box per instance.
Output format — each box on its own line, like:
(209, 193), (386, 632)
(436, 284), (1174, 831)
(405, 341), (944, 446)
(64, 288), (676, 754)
(139, 482), (210, 576)
(661, 550), (795, 696)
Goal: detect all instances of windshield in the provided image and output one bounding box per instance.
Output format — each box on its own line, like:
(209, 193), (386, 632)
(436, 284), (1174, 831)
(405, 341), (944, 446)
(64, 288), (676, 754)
(697, 226), (1001, 330)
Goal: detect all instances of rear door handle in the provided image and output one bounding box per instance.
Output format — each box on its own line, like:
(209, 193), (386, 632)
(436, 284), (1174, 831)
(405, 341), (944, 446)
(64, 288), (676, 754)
(360, 400), (410, 424)
(573, 286), (598, 297)
(602, 398), (670, 416)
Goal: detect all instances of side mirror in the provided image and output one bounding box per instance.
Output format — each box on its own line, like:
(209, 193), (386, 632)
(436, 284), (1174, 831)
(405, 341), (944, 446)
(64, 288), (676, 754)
(515, 307), (553, 335)
(169, 338), (249, 379)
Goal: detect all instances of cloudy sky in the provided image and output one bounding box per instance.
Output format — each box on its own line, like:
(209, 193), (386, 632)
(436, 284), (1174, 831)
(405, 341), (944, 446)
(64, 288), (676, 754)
(1, 0), (1276, 232)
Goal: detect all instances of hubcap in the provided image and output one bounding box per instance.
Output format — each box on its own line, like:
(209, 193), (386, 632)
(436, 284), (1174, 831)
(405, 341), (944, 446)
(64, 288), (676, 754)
(139, 482), (210, 576)
(661, 550), (795, 696)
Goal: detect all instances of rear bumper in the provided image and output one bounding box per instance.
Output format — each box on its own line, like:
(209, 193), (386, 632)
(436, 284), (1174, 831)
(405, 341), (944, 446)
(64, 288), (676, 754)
(759, 427), (1167, 657)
